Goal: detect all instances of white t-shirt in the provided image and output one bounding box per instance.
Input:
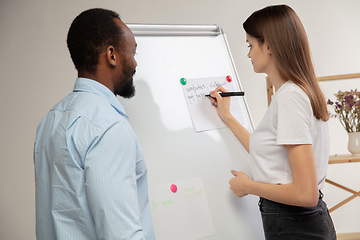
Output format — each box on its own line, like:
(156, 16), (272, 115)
(249, 80), (329, 189)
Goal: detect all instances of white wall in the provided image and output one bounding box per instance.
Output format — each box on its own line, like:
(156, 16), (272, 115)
(1, 0), (359, 239)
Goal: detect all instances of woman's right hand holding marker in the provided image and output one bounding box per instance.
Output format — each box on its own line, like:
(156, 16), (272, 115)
(209, 85), (233, 123)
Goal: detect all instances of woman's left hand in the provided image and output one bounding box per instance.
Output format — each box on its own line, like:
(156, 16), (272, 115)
(229, 170), (251, 198)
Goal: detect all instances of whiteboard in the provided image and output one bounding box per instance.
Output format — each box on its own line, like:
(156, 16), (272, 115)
(120, 24), (264, 240)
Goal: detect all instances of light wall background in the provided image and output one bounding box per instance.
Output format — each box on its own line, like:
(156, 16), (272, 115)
(1, 0), (359, 239)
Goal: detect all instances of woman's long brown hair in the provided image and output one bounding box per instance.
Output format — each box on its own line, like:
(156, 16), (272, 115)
(243, 5), (329, 121)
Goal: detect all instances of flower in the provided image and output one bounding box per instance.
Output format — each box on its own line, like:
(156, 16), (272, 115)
(327, 89), (360, 132)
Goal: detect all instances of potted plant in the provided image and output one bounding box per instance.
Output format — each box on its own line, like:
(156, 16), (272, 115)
(327, 89), (360, 155)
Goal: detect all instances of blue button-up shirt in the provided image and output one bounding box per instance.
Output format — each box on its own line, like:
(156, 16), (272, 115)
(34, 78), (155, 240)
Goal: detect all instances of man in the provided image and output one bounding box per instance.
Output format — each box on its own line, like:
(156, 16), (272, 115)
(33, 8), (155, 239)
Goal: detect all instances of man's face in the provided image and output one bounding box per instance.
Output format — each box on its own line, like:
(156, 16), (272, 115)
(113, 19), (138, 98)
(114, 54), (136, 98)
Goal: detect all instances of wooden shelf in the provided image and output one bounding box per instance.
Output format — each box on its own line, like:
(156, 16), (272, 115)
(329, 154), (360, 164)
(337, 232), (360, 240)
(317, 73), (360, 82)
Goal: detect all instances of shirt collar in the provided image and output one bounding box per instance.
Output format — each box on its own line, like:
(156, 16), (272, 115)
(271, 80), (292, 100)
(73, 77), (129, 118)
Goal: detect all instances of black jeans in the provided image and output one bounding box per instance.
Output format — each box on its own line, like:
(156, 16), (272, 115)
(259, 191), (336, 240)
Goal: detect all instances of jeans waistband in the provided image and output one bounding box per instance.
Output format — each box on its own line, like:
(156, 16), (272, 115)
(259, 190), (324, 208)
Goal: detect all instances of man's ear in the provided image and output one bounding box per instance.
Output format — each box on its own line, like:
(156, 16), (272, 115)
(106, 46), (117, 67)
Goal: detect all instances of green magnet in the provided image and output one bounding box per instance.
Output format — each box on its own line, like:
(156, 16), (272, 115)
(180, 78), (187, 85)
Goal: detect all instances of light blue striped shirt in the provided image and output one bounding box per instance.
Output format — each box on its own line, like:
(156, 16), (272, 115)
(34, 78), (155, 240)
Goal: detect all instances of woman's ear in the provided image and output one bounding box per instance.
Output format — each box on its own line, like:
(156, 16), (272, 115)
(263, 40), (272, 55)
(266, 43), (272, 54)
(106, 46), (117, 67)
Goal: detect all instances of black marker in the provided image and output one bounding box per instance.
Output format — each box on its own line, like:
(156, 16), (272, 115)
(205, 91), (245, 98)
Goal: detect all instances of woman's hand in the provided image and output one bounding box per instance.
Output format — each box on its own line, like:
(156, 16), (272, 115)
(229, 170), (251, 198)
(209, 85), (232, 122)
(210, 85), (251, 153)
(227, 145), (319, 207)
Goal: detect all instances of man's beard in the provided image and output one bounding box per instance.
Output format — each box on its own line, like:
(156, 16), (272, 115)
(115, 59), (136, 98)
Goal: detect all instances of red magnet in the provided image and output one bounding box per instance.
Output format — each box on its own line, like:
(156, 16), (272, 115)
(170, 184), (177, 193)
(226, 75), (232, 82)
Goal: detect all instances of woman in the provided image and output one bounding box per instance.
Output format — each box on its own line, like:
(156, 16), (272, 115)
(210, 5), (336, 240)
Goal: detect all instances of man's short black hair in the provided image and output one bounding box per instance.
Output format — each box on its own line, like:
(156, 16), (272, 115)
(67, 8), (124, 74)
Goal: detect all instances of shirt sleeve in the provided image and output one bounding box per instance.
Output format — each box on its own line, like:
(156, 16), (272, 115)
(84, 120), (145, 240)
(274, 87), (313, 146)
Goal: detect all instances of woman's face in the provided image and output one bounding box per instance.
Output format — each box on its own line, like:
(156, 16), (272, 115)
(246, 33), (272, 74)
